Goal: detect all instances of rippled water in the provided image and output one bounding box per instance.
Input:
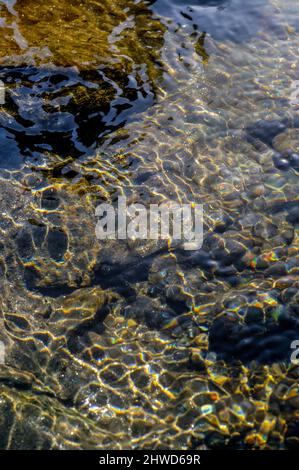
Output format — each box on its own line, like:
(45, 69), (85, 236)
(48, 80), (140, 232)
(0, 0), (298, 450)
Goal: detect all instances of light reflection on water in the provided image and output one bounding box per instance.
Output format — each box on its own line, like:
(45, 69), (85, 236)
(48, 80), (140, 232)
(0, 0), (298, 450)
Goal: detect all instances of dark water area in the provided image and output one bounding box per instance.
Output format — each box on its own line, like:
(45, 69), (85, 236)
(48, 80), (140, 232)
(0, 65), (154, 167)
(0, 0), (298, 450)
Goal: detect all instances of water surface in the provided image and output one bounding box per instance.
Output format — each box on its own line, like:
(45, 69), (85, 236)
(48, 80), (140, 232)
(0, 0), (298, 450)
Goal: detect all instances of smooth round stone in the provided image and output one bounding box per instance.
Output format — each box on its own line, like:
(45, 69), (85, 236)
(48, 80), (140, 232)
(246, 119), (287, 146)
(214, 265), (237, 277)
(41, 188), (60, 210)
(274, 276), (297, 290)
(248, 184), (266, 198)
(265, 262), (288, 277)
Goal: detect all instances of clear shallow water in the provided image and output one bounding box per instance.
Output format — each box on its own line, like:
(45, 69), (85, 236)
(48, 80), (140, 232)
(0, 0), (298, 449)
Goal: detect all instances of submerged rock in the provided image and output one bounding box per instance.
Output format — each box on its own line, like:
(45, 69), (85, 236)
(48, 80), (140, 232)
(0, 0), (299, 451)
(152, 0), (280, 43)
(0, 0), (164, 77)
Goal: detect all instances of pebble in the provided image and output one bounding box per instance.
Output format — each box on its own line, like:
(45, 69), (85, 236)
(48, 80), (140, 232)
(246, 119), (287, 146)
